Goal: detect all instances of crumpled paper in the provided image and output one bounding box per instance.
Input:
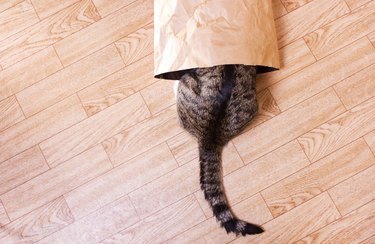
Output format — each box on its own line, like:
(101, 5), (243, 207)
(154, 0), (280, 80)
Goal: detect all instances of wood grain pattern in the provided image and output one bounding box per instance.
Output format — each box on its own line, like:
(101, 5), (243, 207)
(0, 95), (86, 164)
(368, 31), (375, 47)
(345, 0), (373, 10)
(128, 147), (244, 220)
(0, 0), (39, 42)
(140, 79), (175, 115)
(64, 143), (177, 219)
(115, 22), (153, 66)
(233, 88), (345, 163)
(0, 46), (62, 100)
(361, 235), (375, 244)
(233, 193), (341, 244)
(297, 200), (375, 244)
(77, 54), (155, 117)
(30, 0), (79, 19)
(166, 131), (198, 166)
(261, 139), (375, 217)
(39, 93), (150, 167)
(0, 201), (9, 227)
(257, 38), (316, 91)
(0, 96), (24, 132)
(281, 0), (313, 12)
(244, 88), (282, 131)
(38, 196), (139, 244)
(101, 195), (205, 244)
(270, 37), (375, 111)
(92, 0), (135, 17)
(0, 0), (24, 13)
(275, 0), (349, 47)
(54, 0), (152, 66)
(272, 0), (287, 19)
(0, 0), (100, 69)
(0, 197), (74, 243)
(168, 194), (272, 243)
(304, 1), (375, 60)
(329, 165), (375, 216)
(0, 145), (112, 220)
(16, 44), (124, 117)
(298, 95), (375, 162)
(365, 130), (375, 154)
(334, 64), (375, 109)
(0, 146), (49, 195)
(103, 105), (182, 166)
(224, 140), (309, 205)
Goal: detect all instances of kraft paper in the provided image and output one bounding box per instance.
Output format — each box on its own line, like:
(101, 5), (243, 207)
(154, 0), (280, 80)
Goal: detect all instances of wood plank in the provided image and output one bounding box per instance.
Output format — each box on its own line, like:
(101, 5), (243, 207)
(101, 195), (205, 244)
(261, 139), (375, 217)
(54, 0), (153, 66)
(0, 95), (86, 164)
(64, 143), (178, 219)
(0, 46), (62, 100)
(92, 0), (135, 17)
(281, 0), (313, 12)
(39, 93), (150, 168)
(270, 37), (375, 111)
(257, 38), (316, 91)
(297, 200), (375, 244)
(233, 193), (340, 243)
(361, 235), (375, 244)
(329, 165), (375, 216)
(365, 130), (375, 154)
(0, 197), (74, 243)
(0, 0), (39, 42)
(30, 0), (79, 19)
(103, 105), (182, 166)
(168, 193), (273, 243)
(275, 0), (349, 47)
(272, 0), (287, 19)
(115, 22), (153, 66)
(128, 141), (244, 219)
(0, 146), (49, 195)
(305, 1), (375, 60)
(345, 0), (372, 10)
(166, 131), (197, 166)
(77, 54), (155, 117)
(140, 79), (175, 115)
(16, 44), (124, 117)
(0, 0), (24, 13)
(233, 88), (345, 163)
(0, 0), (100, 69)
(369, 31), (375, 47)
(245, 88), (282, 131)
(0, 145), (112, 220)
(298, 96), (375, 162)
(334, 64), (375, 109)
(0, 96), (24, 132)
(225, 140), (309, 205)
(38, 196), (139, 244)
(0, 201), (9, 227)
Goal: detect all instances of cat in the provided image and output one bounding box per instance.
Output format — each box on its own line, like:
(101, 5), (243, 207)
(175, 64), (264, 236)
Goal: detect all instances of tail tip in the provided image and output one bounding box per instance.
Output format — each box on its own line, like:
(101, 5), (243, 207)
(223, 219), (264, 236)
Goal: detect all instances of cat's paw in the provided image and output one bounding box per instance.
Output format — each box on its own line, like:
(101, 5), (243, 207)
(173, 80), (179, 99)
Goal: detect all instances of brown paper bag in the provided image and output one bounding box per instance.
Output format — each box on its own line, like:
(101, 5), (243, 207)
(154, 0), (280, 80)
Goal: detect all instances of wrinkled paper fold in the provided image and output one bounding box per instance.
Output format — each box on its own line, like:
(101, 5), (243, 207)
(154, 0), (280, 80)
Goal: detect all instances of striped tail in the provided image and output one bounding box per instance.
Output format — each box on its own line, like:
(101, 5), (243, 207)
(199, 146), (264, 236)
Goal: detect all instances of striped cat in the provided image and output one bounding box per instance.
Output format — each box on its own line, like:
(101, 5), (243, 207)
(175, 64), (264, 236)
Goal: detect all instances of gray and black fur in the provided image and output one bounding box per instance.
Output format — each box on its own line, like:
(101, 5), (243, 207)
(176, 64), (263, 236)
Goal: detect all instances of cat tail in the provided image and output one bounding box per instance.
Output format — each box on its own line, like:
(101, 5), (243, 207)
(199, 146), (264, 236)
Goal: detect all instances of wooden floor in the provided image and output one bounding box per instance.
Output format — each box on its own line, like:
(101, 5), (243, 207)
(0, 0), (374, 243)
